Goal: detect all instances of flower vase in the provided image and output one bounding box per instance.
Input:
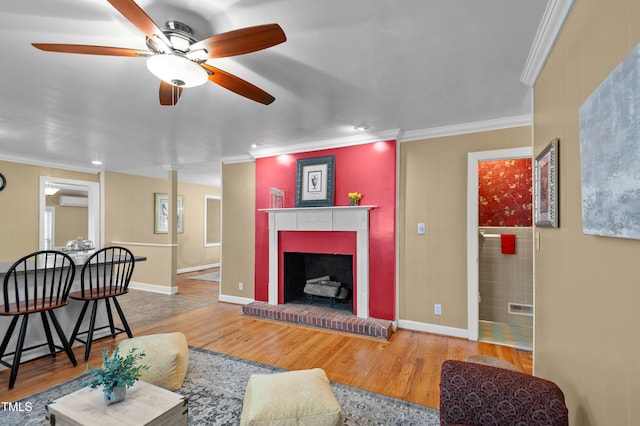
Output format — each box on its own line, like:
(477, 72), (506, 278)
(350, 199), (359, 206)
(104, 386), (126, 405)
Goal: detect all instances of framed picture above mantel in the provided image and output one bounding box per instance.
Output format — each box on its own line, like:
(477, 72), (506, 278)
(295, 155), (335, 207)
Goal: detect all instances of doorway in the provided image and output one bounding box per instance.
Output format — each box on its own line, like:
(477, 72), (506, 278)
(38, 177), (101, 250)
(467, 147), (533, 349)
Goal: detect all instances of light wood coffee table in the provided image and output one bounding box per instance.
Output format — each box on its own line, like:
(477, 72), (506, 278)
(46, 380), (188, 425)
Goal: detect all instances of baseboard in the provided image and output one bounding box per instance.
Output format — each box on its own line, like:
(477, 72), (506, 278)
(397, 319), (468, 339)
(218, 294), (254, 305)
(177, 263), (220, 274)
(129, 281), (178, 295)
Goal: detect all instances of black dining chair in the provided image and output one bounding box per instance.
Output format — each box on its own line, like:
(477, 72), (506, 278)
(0, 250), (78, 389)
(69, 246), (135, 361)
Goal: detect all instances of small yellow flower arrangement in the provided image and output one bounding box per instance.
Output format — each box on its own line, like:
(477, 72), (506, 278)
(348, 192), (362, 206)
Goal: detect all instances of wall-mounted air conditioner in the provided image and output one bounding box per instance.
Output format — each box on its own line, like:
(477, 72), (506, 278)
(59, 196), (89, 207)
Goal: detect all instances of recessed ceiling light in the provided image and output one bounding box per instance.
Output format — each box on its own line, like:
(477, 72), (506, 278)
(251, 143), (259, 148)
(355, 123), (370, 131)
(91, 160), (102, 165)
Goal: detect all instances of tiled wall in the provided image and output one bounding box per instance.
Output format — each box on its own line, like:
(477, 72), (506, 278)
(478, 226), (533, 327)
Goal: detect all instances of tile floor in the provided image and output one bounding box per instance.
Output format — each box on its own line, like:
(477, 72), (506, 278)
(479, 320), (533, 351)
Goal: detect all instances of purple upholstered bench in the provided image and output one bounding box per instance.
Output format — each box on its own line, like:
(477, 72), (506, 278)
(440, 360), (568, 426)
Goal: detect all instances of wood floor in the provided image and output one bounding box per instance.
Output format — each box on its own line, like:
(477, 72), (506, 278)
(0, 268), (532, 409)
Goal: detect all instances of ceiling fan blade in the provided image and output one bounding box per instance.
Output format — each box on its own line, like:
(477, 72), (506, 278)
(159, 81), (183, 106)
(190, 24), (286, 58)
(107, 0), (172, 47)
(32, 43), (149, 57)
(201, 64), (275, 105)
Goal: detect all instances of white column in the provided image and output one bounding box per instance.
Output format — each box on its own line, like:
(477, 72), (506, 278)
(267, 211), (279, 305)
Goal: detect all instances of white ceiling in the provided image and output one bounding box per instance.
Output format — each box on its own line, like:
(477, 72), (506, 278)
(0, 0), (553, 187)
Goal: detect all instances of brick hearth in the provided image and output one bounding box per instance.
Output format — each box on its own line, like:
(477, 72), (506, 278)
(243, 302), (393, 340)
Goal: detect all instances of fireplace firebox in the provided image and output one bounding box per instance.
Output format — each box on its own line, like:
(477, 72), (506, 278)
(284, 252), (353, 310)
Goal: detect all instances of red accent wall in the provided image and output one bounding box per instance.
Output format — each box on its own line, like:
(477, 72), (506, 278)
(478, 158), (533, 226)
(255, 141), (397, 320)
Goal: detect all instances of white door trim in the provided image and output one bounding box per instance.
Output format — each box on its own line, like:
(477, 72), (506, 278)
(466, 147), (532, 340)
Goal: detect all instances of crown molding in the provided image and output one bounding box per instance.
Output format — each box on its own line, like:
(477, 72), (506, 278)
(249, 129), (401, 159)
(220, 154), (254, 164)
(520, 0), (575, 86)
(0, 154), (99, 175)
(399, 115), (532, 142)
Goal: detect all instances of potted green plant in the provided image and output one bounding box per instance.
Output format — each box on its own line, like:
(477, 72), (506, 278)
(85, 346), (149, 404)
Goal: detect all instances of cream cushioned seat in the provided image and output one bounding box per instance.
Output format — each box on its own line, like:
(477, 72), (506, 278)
(240, 368), (343, 426)
(117, 332), (188, 391)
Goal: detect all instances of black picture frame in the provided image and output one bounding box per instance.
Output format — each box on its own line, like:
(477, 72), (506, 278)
(535, 138), (559, 228)
(295, 155), (336, 207)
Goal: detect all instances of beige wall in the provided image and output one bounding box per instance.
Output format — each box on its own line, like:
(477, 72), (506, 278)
(206, 197), (221, 244)
(177, 181), (221, 270)
(220, 161), (255, 299)
(46, 193), (88, 247)
(533, 1), (640, 424)
(0, 161), (222, 290)
(104, 171), (220, 290)
(105, 171), (173, 289)
(0, 160), (98, 262)
(398, 126), (531, 327)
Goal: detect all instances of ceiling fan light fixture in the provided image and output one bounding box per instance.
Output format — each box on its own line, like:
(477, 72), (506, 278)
(146, 54), (208, 88)
(169, 35), (190, 52)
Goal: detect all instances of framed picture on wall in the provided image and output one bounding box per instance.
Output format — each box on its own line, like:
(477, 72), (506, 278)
(534, 138), (559, 228)
(295, 155), (335, 207)
(154, 193), (184, 233)
(154, 193), (169, 233)
(177, 195), (184, 233)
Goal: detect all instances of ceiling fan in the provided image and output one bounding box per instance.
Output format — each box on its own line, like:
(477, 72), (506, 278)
(32, 0), (286, 106)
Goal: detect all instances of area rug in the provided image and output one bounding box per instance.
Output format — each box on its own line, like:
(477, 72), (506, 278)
(189, 271), (220, 282)
(5, 347), (440, 425)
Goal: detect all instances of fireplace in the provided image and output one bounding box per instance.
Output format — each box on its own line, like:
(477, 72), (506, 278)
(284, 252), (354, 311)
(261, 206), (373, 318)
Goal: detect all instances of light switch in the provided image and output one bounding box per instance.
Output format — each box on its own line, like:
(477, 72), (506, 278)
(417, 223), (426, 235)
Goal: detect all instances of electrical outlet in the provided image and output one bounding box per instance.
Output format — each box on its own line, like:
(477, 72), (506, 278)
(239, 282), (244, 290)
(417, 222), (426, 235)
(434, 304), (442, 315)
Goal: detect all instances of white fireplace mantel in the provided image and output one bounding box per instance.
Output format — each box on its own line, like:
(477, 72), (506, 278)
(260, 206), (375, 319)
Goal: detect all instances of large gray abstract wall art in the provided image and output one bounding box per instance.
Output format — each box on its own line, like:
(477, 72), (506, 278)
(579, 42), (640, 240)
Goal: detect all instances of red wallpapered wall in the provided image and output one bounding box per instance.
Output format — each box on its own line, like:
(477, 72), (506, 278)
(478, 158), (532, 226)
(254, 141), (397, 320)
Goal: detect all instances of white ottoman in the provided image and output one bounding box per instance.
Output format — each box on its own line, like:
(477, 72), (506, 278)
(240, 368), (344, 426)
(117, 332), (189, 391)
